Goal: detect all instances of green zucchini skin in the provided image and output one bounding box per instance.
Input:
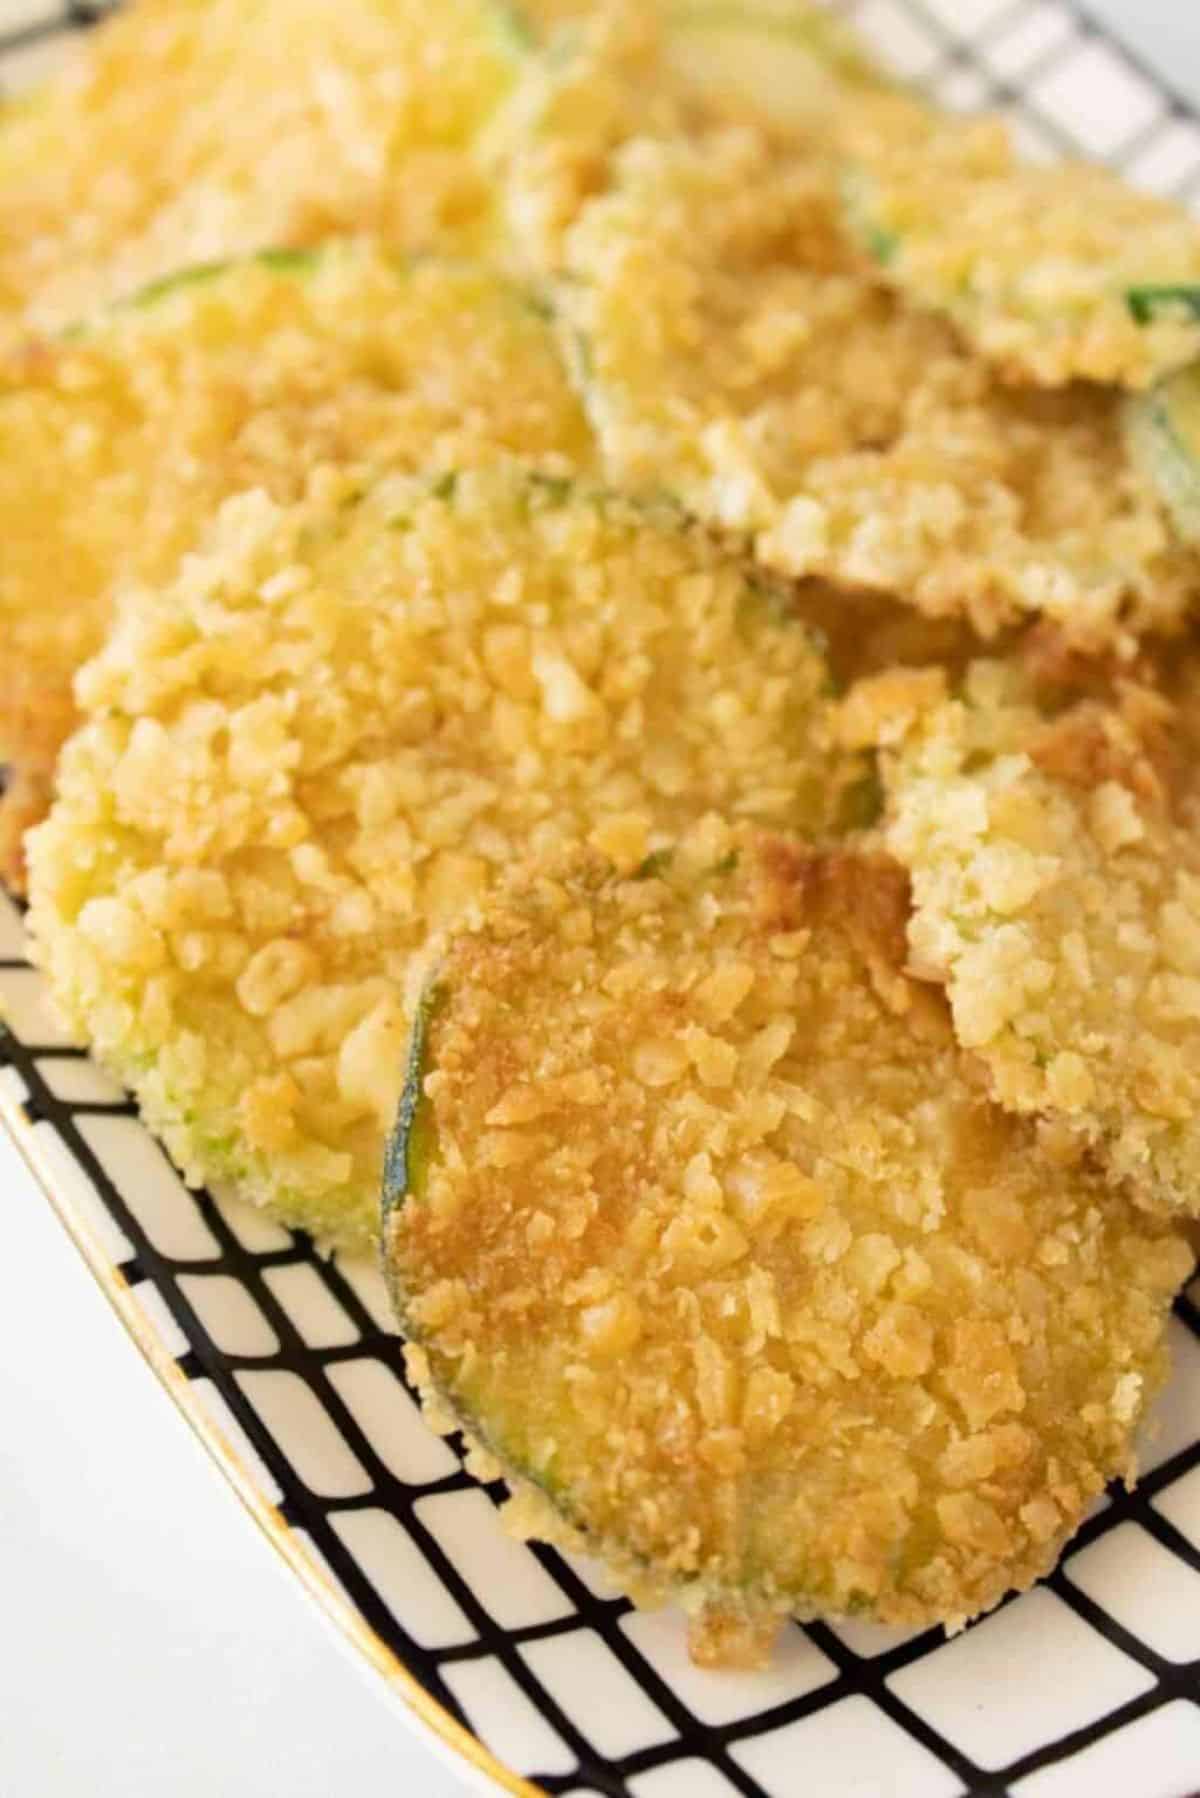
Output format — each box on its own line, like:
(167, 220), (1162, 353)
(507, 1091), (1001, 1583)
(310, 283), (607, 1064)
(848, 255), (1200, 335)
(1127, 285), (1200, 326)
(55, 246), (336, 340)
(54, 245), (558, 357)
(125, 246), (325, 312)
(382, 982), (444, 1222)
(1125, 360), (1200, 547)
(377, 917), (721, 1602)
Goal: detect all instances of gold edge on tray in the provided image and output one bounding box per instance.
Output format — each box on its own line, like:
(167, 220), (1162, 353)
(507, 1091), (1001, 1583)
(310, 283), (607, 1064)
(0, 1088), (544, 1798)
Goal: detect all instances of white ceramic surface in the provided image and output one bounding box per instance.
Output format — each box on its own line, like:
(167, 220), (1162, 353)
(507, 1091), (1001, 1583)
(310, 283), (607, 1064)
(3, 5), (1200, 1795)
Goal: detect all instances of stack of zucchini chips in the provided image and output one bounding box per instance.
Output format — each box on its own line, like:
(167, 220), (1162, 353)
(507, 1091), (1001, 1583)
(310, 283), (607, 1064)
(7, 0), (1200, 1665)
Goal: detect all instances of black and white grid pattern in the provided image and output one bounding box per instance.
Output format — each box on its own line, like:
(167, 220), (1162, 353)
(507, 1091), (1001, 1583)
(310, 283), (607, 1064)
(2, 3), (1200, 1794)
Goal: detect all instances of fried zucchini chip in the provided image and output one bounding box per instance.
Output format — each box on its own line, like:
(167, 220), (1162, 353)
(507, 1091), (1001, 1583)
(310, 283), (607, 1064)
(563, 129), (1198, 649)
(490, 4), (688, 276)
(0, 245), (591, 888)
(491, 0), (884, 277)
(842, 98), (1200, 391)
(859, 658), (1200, 1215)
(27, 467), (858, 1249)
(0, 0), (525, 335)
(385, 830), (1191, 1658)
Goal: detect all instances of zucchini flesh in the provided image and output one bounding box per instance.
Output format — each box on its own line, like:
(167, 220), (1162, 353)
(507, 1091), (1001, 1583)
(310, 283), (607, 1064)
(55, 247), (330, 340)
(838, 109), (1200, 390)
(1126, 361), (1200, 547)
(0, 0), (532, 333)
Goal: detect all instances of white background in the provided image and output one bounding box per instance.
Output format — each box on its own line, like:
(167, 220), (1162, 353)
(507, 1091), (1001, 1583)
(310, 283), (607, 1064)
(0, 1128), (470, 1798)
(1, 6), (1198, 1797)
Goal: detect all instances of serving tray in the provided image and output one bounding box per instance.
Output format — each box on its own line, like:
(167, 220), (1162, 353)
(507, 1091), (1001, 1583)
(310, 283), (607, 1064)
(3, 3), (1200, 1793)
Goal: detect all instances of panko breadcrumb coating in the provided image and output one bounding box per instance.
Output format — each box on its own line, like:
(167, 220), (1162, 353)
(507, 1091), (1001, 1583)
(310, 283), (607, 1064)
(856, 659), (1200, 1216)
(0, 0), (523, 336)
(491, 0), (880, 276)
(490, 3), (687, 276)
(0, 245), (591, 889)
(27, 466), (858, 1249)
(563, 129), (1198, 648)
(387, 828), (1192, 1661)
(842, 97), (1200, 389)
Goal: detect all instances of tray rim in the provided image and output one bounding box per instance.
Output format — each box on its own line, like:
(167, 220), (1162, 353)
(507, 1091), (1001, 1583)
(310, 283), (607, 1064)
(3, 5), (1200, 1792)
(0, 1086), (541, 1798)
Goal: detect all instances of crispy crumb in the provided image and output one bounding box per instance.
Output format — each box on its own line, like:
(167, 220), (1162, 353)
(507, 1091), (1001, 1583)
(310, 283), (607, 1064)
(27, 466), (854, 1249)
(0, 0), (519, 337)
(386, 829), (1191, 1651)
(688, 1605), (781, 1672)
(843, 95), (1200, 389)
(489, 2), (688, 277)
(562, 127), (1197, 649)
(877, 659), (1200, 1214)
(0, 246), (591, 889)
(492, 0), (885, 276)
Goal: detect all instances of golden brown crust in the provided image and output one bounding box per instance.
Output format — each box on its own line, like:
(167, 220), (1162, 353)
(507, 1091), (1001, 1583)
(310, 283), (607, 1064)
(843, 96), (1200, 389)
(27, 468), (850, 1248)
(0, 0), (517, 337)
(562, 127), (1197, 649)
(1026, 700), (1170, 806)
(388, 825), (1191, 1653)
(490, 3), (688, 277)
(0, 248), (591, 890)
(872, 659), (1200, 1214)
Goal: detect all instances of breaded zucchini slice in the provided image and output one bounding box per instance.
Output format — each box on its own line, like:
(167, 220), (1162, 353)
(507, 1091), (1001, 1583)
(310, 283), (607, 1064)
(563, 129), (1198, 650)
(489, 4), (690, 277)
(852, 657), (1200, 1216)
(0, 0), (526, 335)
(27, 466), (859, 1250)
(1125, 360), (1200, 548)
(490, 0), (883, 278)
(384, 829), (1192, 1659)
(841, 100), (1200, 390)
(0, 245), (590, 890)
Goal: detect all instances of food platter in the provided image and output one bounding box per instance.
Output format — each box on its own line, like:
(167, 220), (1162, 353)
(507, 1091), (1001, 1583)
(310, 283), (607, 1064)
(3, 3), (1200, 1796)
